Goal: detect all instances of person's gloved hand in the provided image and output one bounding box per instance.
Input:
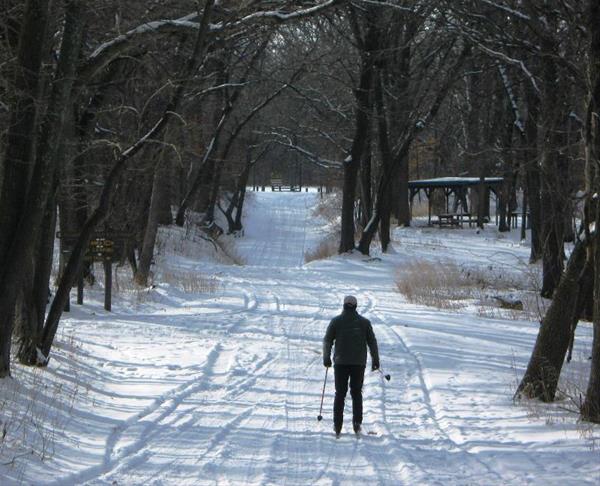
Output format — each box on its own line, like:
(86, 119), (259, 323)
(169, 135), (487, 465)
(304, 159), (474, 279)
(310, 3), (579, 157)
(371, 361), (380, 371)
(324, 357), (332, 368)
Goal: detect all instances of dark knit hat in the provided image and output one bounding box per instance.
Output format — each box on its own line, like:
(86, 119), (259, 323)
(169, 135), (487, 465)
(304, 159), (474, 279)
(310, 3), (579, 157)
(343, 295), (357, 307)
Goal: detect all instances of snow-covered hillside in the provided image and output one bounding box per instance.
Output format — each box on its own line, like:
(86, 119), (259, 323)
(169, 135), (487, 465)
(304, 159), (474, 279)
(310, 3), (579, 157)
(1, 190), (598, 485)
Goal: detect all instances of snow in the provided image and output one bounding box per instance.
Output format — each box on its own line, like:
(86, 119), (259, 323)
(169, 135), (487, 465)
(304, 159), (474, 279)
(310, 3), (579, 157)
(1, 190), (599, 485)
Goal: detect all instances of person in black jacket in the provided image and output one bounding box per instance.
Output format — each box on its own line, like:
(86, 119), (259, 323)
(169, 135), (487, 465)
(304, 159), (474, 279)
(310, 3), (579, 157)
(323, 295), (380, 436)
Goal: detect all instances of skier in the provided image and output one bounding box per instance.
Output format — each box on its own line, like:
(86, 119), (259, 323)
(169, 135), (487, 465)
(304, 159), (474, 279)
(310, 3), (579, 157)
(323, 295), (380, 437)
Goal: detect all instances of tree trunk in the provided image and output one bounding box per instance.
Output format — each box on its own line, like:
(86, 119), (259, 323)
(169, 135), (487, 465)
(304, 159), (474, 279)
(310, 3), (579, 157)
(525, 153), (542, 261)
(520, 185), (528, 241)
(379, 187), (392, 251)
(204, 158), (224, 225)
(357, 211), (380, 255)
(0, 0), (49, 264)
(498, 120), (515, 232)
(582, 219), (600, 421)
(0, 0), (50, 374)
(176, 109), (228, 226)
(540, 142), (566, 298)
(498, 184), (509, 232)
(521, 79), (542, 262)
(233, 146), (263, 232)
(17, 189), (57, 364)
(517, 238), (588, 401)
(397, 153), (410, 227)
(567, 255), (594, 362)
(539, 39), (566, 298)
(340, 160), (361, 252)
(477, 176), (486, 229)
(135, 153), (171, 286)
(581, 0), (600, 423)
(0, 0), (80, 377)
(340, 8), (378, 253)
(359, 137), (372, 230)
(39, 0), (216, 362)
(233, 184), (248, 232)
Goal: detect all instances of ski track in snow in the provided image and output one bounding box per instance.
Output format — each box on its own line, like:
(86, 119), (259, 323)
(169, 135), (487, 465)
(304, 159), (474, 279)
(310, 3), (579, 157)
(3, 191), (599, 485)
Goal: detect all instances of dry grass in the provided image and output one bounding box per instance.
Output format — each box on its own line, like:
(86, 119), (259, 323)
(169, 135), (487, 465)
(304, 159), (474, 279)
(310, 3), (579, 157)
(161, 270), (221, 294)
(305, 191), (343, 263)
(155, 223), (243, 266)
(396, 261), (472, 309)
(395, 259), (539, 319)
(1, 330), (85, 473)
(313, 191), (342, 225)
(215, 237), (245, 266)
(305, 235), (339, 263)
(512, 346), (599, 448)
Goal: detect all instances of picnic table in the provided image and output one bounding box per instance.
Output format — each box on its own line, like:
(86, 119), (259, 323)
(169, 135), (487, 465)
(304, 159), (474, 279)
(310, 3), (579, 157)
(433, 213), (478, 228)
(434, 213), (461, 227)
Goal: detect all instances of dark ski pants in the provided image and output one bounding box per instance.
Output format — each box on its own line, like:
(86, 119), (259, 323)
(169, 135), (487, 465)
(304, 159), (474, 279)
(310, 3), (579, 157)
(333, 364), (365, 431)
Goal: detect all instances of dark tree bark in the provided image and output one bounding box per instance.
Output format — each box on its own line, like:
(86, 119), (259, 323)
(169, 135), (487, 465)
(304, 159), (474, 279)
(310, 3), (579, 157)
(0, 0), (79, 377)
(379, 188), (392, 251)
(176, 99), (227, 226)
(582, 212), (600, 421)
(17, 184), (57, 364)
(582, 0), (600, 423)
(201, 62), (229, 226)
(540, 142), (567, 298)
(498, 117), (516, 233)
(0, 1), (50, 354)
(372, 70), (394, 252)
(221, 145), (260, 234)
(135, 151), (171, 286)
(567, 255), (594, 362)
(517, 238), (588, 401)
(359, 135), (372, 230)
(520, 80), (543, 262)
(339, 7), (378, 253)
(393, 18), (414, 228)
(0, 0), (49, 263)
(39, 0), (216, 362)
(539, 33), (568, 297)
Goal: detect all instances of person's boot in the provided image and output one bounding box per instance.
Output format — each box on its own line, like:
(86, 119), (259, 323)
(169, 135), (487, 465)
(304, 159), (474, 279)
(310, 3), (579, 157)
(334, 424), (342, 438)
(353, 421), (361, 434)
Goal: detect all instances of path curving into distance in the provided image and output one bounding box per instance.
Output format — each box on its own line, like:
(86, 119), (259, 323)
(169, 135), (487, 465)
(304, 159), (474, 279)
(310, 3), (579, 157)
(38, 190), (598, 486)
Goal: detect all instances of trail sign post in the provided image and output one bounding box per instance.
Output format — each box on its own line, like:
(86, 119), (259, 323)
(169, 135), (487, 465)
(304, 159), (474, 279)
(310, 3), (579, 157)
(58, 231), (132, 312)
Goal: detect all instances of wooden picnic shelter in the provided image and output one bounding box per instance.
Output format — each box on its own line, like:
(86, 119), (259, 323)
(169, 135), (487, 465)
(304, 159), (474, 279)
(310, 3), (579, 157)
(408, 176), (504, 227)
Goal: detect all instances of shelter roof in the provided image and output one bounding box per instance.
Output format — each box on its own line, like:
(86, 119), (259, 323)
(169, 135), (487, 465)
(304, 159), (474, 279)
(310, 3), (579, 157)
(408, 177), (504, 189)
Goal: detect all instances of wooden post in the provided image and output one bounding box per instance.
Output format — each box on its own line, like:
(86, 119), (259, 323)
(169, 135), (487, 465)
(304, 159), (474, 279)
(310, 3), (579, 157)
(104, 260), (112, 311)
(77, 273), (84, 305)
(426, 188), (432, 225)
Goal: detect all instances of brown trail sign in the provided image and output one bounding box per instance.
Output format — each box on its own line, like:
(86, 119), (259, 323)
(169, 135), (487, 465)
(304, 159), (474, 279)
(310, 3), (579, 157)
(58, 231), (133, 311)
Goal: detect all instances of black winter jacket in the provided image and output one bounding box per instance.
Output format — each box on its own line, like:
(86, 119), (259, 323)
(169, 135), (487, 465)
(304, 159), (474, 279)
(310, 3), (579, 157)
(323, 309), (379, 367)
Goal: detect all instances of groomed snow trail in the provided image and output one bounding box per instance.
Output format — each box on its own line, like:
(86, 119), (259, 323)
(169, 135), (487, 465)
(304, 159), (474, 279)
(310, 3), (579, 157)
(5, 191), (599, 485)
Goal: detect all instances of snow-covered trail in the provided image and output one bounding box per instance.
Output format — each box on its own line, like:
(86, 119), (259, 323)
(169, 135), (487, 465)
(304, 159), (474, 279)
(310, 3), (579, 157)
(3, 191), (598, 485)
(235, 191), (314, 267)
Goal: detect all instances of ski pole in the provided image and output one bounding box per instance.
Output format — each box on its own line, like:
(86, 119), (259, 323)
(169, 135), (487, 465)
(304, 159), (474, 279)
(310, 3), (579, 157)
(317, 367), (329, 421)
(378, 368), (391, 381)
